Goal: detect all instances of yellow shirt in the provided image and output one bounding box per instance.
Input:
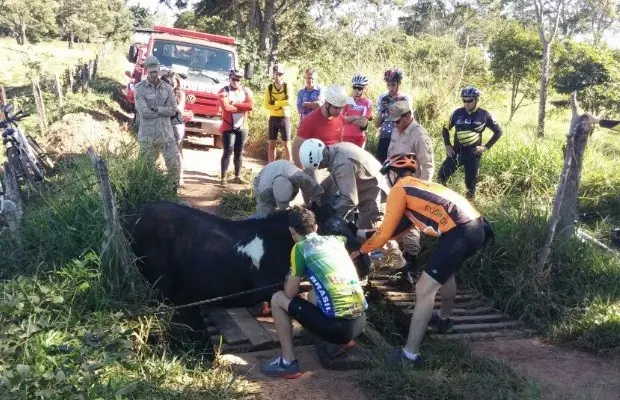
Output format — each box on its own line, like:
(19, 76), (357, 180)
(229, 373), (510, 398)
(264, 82), (293, 118)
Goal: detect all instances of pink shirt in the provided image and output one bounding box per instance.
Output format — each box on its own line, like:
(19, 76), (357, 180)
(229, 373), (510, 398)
(342, 96), (373, 143)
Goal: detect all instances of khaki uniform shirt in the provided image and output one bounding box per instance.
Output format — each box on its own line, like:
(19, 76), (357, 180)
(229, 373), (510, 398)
(254, 160), (324, 215)
(388, 120), (434, 181)
(325, 142), (390, 220)
(135, 79), (178, 143)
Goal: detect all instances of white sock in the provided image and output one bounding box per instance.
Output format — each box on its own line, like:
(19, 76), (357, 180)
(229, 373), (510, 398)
(402, 349), (420, 361)
(280, 357), (292, 366)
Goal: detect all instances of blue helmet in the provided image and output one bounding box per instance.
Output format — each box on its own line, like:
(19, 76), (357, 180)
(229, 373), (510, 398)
(461, 86), (481, 98)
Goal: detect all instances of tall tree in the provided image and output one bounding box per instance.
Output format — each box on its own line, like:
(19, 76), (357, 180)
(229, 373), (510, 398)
(57, 0), (131, 48)
(129, 4), (155, 28)
(533, 0), (566, 137)
(489, 22), (542, 120)
(0, 0), (58, 45)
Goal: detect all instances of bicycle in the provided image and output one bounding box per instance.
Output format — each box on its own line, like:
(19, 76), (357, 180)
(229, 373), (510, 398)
(1, 103), (54, 199)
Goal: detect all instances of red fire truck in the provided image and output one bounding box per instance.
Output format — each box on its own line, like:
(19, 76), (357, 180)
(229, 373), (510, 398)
(121, 25), (252, 147)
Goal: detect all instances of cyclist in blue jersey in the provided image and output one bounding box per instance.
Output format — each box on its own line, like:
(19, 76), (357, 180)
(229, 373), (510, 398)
(438, 86), (502, 199)
(374, 67), (412, 163)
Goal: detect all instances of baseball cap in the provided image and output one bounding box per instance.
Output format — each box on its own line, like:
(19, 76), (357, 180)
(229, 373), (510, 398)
(229, 68), (243, 79)
(388, 101), (411, 121)
(273, 63), (285, 74)
(144, 56), (160, 73)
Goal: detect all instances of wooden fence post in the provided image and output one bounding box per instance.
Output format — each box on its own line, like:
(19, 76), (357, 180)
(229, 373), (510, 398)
(87, 147), (135, 293)
(0, 85), (6, 106)
(92, 56), (98, 80)
(31, 77), (48, 131)
(535, 92), (594, 282)
(66, 67), (74, 93)
(2, 162), (23, 246)
(54, 73), (64, 108)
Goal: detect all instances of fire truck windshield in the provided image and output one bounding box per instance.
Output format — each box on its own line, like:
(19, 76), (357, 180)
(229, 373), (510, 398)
(152, 39), (234, 75)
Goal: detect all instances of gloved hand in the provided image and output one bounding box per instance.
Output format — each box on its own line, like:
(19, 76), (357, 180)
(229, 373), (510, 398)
(347, 221), (359, 236)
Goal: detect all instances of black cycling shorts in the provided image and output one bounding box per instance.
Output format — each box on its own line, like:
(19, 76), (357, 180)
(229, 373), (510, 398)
(268, 116), (291, 141)
(288, 296), (366, 344)
(425, 218), (486, 284)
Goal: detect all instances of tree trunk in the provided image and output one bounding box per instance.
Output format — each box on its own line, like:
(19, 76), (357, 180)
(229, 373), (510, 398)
(248, 0), (258, 31)
(69, 32), (74, 49)
(258, 0), (276, 57)
(556, 116), (593, 243)
(231, 0), (245, 37)
(19, 23), (26, 45)
(536, 41), (551, 137)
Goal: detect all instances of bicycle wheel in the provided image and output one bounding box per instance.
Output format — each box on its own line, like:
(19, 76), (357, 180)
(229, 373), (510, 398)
(27, 135), (54, 170)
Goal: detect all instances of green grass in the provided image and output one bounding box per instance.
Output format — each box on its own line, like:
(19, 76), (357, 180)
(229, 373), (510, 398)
(0, 47), (258, 399)
(0, 253), (257, 399)
(358, 301), (570, 400)
(0, 38), (97, 87)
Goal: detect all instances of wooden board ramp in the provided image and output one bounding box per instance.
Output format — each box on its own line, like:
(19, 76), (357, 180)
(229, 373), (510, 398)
(368, 274), (535, 340)
(203, 307), (311, 353)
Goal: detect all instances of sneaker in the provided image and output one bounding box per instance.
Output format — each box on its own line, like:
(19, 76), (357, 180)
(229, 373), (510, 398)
(261, 357), (302, 379)
(220, 177), (228, 186)
(428, 311), (453, 333)
(324, 340), (357, 357)
(231, 176), (248, 184)
(385, 347), (422, 366)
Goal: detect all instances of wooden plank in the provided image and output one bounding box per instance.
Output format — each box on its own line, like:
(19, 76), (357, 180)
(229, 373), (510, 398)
(450, 314), (509, 324)
(450, 321), (523, 333)
(226, 307), (272, 348)
(383, 292), (480, 302)
(256, 316), (305, 345)
(431, 329), (536, 341)
(395, 299), (487, 309)
(402, 306), (497, 316)
(204, 308), (248, 345)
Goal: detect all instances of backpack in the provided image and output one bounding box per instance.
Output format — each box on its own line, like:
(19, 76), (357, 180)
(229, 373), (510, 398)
(268, 83), (288, 103)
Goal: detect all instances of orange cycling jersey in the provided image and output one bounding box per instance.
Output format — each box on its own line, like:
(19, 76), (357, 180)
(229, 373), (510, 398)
(360, 176), (480, 254)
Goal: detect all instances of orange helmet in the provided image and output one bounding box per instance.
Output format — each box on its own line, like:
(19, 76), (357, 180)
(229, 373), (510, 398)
(380, 153), (418, 175)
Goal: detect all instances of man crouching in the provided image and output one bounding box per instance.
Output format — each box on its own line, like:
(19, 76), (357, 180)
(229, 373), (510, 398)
(261, 206), (367, 379)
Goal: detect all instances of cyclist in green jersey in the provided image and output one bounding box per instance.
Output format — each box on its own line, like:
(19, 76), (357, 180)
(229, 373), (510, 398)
(261, 206), (367, 379)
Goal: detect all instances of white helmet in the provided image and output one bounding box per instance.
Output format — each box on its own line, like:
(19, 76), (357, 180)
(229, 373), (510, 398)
(299, 139), (325, 170)
(352, 74), (369, 86)
(324, 85), (348, 107)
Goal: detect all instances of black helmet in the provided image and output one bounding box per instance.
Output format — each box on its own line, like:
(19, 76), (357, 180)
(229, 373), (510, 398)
(461, 86), (481, 98)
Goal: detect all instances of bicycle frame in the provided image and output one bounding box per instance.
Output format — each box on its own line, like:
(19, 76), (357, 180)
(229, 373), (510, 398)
(1, 105), (44, 181)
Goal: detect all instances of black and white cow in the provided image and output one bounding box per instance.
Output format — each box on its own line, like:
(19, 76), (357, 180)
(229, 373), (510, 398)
(127, 201), (370, 336)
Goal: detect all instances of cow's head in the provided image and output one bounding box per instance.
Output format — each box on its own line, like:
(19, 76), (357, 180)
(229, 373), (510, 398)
(310, 203), (372, 281)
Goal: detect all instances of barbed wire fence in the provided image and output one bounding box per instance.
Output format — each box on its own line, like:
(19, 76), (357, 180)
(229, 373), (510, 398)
(0, 42), (139, 296)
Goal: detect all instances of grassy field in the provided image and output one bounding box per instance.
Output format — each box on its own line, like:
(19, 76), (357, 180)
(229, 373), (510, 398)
(0, 38), (97, 87)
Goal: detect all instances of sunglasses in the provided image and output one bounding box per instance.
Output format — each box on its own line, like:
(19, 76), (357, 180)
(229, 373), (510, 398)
(352, 86), (364, 91)
(462, 98), (475, 104)
(231, 78), (241, 82)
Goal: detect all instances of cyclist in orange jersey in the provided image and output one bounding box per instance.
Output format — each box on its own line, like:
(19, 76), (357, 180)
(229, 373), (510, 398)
(349, 153), (493, 366)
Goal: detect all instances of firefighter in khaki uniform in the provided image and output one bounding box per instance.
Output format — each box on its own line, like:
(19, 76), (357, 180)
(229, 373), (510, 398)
(299, 139), (389, 230)
(386, 101), (435, 287)
(134, 56), (181, 187)
(253, 160), (325, 217)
